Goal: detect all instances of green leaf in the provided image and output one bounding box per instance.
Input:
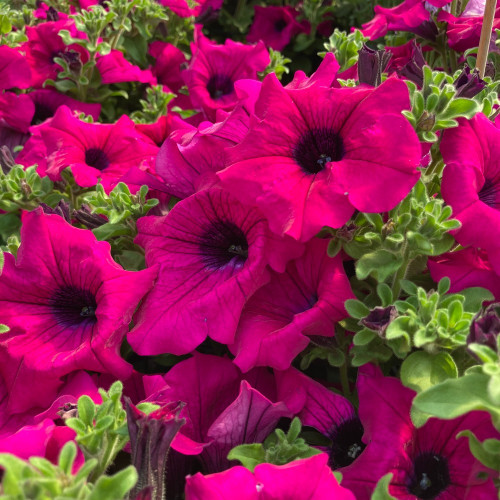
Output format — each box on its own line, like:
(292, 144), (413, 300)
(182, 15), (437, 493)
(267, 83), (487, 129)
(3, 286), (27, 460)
(377, 283), (393, 307)
(457, 431), (500, 471)
(441, 98), (480, 120)
(344, 299), (370, 319)
(412, 373), (500, 429)
(371, 473), (397, 499)
(92, 222), (130, 240)
(0, 324), (9, 334)
(88, 466), (138, 500)
(401, 351), (458, 393)
(353, 329), (377, 346)
(227, 444), (266, 472)
(356, 249), (403, 282)
(460, 287), (495, 312)
(58, 442), (77, 475)
(78, 396), (96, 426)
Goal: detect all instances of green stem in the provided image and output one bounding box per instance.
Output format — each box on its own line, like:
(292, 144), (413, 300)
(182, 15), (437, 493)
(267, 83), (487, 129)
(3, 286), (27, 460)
(339, 361), (351, 398)
(391, 241), (411, 300)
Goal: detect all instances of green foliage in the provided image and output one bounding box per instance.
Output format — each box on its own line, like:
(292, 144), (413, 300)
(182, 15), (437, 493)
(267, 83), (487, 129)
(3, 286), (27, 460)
(403, 66), (482, 142)
(321, 29), (367, 72)
(65, 381), (131, 482)
(0, 165), (56, 212)
(259, 49), (291, 81)
(370, 473), (397, 500)
(228, 418), (321, 472)
(131, 85), (176, 123)
(0, 442), (137, 499)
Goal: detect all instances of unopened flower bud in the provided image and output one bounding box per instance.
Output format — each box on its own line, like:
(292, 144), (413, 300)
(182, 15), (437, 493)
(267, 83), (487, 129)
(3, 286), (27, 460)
(467, 303), (500, 353)
(454, 65), (486, 98)
(358, 44), (392, 87)
(361, 305), (398, 335)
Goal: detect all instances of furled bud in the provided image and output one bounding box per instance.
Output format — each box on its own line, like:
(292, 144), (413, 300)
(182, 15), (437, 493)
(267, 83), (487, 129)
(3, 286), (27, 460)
(467, 303), (500, 353)
(454, 65), (486, 98)
(357, 44), (392, 87)
(361, 305), (398, 335)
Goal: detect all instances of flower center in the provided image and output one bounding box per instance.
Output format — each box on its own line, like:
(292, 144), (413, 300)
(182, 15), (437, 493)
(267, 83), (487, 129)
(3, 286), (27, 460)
(85, 147), (110, 171)
(199, 221), (249, 271)
(407, 452), (450, 499)
(274, 19), (287, 32)
(49, 286), (98, 327)
(328, 416), (366, 469)
(293, 128), (345, 174)
(31, 102), (54, 125)
(478, 178), (500, 208)
(207, 74), (234, 100)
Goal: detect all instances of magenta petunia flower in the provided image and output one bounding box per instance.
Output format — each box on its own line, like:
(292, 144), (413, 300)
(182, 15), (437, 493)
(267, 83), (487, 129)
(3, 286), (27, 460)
(0, 209), (157, 386)
(96, 49), (156, 85)
(438, 7), (500, 52)
(17, 105), (158, 192)
(428, 248), (500, 299)
(0, 45), (32, 90)
(360, 0), (441, 41)
(155, 105), (250, 199)
(218, 75), (421, 241)
(157, 0), (223, 18)
(276, 368), (371, 471)
(0, 369), (101, 466)
(149, 41), (187, 95)
(141, 353), (290, 475)
(340, 365), (499, 499)
(185, 454), (356, 500)
(230, 238), (354, 371)
(440, 114), (500, 273)
(128, 188), (303, 355)
(23, 20), (89, 88)
(247, 6), (306, 51)
(182, 30), (269, 121)
(27, 88), (101, 125)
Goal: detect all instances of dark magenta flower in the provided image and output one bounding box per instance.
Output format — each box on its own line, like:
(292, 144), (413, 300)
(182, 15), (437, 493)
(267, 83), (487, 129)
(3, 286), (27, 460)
(428, 248), (500, 299)
(219, 75), (421, 241)
(96, 50), (156, 85)
(182, 30), (269, 121)
(141, 353), (291, 474)
(185, 453), (356, 500)
(440, 114), (500, 274)
(277, 368), (371, 471)
(438, 6), (500, 52)
(360, 0), (443, 41)
(129, 188), (302, 355)
(340, 366), (499, 499)
(155, 106), (250, 199)
(17, 105), (158, 192)
(230, 238), (354, 371)
(247, 6), (307, 51)
(0, 45), (32, 90)
(157, 0), (222, 18)
(23, 20), (89, 88)
(0, 209), (157, 387)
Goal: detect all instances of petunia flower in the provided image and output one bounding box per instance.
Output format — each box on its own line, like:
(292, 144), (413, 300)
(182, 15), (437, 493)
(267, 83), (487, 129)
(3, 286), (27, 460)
(0, 45), (32, 90)
(17, 105), (158, 192)
(0, 209), (157, 387)
(27, 88), (101, 126)
(247, 6), (307, 51)
(157, 0), (223, 18)
(360, 0), (444, 41)
(23, 20), (89, 88)
(141, 353), (291, 478)
(340, 365), (499, 499)
(128, 188), (303, 355)
(230, 238), (354, 371)
(428, 248), (500, 299)
(155, 105), (250, 199)
(96, 50), (156, 85)
(440, 114), (500, 274)
(0, 369), (101, 466)
(185, 453), (356, 500)
(182, 30), (269, 121)
(438, 6), (500, 52)
(218, 74), (421, 242)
